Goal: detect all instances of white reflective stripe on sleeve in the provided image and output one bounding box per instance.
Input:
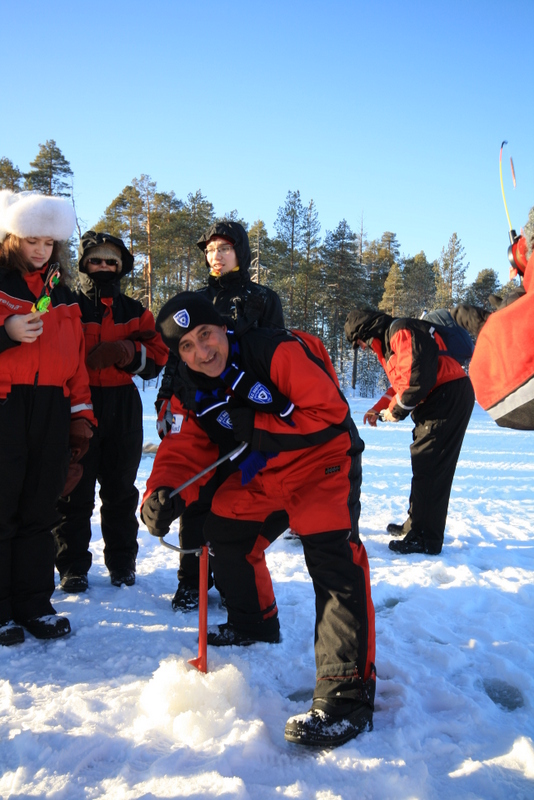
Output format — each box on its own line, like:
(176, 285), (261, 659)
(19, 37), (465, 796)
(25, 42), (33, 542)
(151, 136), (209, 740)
(132, 344), (147, 374)
(71, 403), (93, 414)
(280, 403), (295, 418)
(395, 393), (416, 411)
(488, 375), (534, 421)
(231, 368), (245, 390)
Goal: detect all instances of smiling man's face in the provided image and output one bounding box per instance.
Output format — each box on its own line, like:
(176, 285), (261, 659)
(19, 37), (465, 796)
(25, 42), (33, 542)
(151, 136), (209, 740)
(178, 323), (229, 377)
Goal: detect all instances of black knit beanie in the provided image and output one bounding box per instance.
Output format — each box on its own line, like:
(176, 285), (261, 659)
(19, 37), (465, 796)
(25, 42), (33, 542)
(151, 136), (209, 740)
(156, 291), (226, 356)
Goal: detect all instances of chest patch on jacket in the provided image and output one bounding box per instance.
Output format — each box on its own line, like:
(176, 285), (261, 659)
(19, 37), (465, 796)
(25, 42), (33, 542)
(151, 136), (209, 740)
(248, 382), (272, 404)
(171, 414), (184, 434)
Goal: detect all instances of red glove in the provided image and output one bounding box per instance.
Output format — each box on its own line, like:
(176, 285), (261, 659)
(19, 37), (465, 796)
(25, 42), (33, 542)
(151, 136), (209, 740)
(69, 418), (94, 463)
(86, 340), (136, 370)
(61, 463), (83, 498)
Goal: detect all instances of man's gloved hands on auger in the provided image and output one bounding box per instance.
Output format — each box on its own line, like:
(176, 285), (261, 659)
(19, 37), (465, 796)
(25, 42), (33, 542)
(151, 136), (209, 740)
(86, 339), (136, 370)
(141, 488), (185, 537)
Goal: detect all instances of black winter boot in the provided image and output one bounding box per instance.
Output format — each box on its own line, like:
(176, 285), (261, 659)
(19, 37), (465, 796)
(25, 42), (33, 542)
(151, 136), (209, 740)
(389, 534), (441, 555)
(20, 615), (71, 640)
(59, 574), (89, 593)
(284, 699), (373, 747)
(0, 620), (25, 646)
(207, 620), (280, 646)
(110, 569), (136, 587)
(172, 581), (199, 612)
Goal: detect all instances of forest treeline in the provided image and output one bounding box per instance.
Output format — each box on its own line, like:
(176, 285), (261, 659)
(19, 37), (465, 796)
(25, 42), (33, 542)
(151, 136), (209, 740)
(1, 140), (523, 391)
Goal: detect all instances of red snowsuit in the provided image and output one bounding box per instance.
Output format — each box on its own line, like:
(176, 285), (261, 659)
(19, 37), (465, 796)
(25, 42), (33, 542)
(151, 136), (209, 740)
(0, 264), (96, 623)
(351, 314), (474, 547)
(54, 280), (168, 579)
(143, 327), (376, 708)
(469, 250), (534, 429)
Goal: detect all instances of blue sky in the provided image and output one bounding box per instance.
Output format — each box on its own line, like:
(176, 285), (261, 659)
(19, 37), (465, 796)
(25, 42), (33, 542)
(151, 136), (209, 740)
(3, 0), (533, 285)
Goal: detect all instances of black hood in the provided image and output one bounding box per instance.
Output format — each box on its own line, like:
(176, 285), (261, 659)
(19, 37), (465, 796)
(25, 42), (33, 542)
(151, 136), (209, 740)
(197, 221), (251, 275)
(78, 231), (134, 276)
(344, 309), (393, 347)
(78, 230), (134, 297)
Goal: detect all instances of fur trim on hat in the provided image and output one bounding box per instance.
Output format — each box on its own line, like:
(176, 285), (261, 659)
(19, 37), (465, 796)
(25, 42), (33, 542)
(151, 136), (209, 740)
(0, 190), (76, 243)
(81, 243), (123, 272)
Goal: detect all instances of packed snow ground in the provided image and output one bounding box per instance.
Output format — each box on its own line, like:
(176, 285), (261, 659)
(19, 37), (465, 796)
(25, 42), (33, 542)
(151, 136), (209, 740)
(1, 380), (533, 800)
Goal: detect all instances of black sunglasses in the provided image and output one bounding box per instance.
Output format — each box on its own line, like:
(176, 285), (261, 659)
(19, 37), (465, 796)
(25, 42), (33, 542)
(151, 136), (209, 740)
(87, 258), (119, 267)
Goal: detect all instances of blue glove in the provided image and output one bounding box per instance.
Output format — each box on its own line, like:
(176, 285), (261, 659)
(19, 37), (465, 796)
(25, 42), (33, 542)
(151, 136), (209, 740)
(239, 451), (278, 485)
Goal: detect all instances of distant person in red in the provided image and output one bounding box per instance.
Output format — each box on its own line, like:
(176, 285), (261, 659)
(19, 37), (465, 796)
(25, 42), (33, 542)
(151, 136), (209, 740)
(0, 190), (96, 646)
(141, 292), (375, 748)
(345, 309), (474, 555)
(54, 232), (168, 592)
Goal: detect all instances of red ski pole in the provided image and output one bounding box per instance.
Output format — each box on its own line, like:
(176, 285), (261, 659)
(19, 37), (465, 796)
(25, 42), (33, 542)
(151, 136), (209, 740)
(160, 442), (247, 673)
(187, 546), (209, 673)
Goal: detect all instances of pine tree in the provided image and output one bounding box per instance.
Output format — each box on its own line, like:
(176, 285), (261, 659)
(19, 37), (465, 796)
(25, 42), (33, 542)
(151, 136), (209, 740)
(464, 269), (500, 309)
(274, 190), (304, 326)
(363, 232), (400, 308)
(321, 219), (362, 379)
(248, 220), (272, 285)
(25, 140), (73, 196)
(0, 158), (23, 191)
(434, 233), (468, 307)
(95, 184), (145, 295)
(402, 251), (436, 316)
(296, 199), (322, 333)
(379, 262), (404, 316)
(131, 175), (157, 309)
(178, 190), (215, 291)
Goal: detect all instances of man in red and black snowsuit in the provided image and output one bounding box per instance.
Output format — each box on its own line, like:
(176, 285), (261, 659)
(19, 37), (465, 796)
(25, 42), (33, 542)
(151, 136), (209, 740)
(155, 221), (284, 612)
(345, 310), (474, 555)
(54, 232), (168, 591)
(141, 292), (375, 748)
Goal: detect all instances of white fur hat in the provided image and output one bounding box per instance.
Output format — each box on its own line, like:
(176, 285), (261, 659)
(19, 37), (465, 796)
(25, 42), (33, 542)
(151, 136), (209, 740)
(0, 189), (76, 243)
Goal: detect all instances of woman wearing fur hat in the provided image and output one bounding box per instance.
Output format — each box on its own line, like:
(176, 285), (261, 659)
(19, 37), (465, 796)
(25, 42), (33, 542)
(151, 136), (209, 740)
(53, 231), (168, 593)
(0, 190), (96, 646)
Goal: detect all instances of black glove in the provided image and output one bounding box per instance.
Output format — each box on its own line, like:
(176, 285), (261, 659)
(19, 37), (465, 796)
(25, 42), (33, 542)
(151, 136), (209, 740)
(228, 403), (255, 443)
(141, 487), (185, 537)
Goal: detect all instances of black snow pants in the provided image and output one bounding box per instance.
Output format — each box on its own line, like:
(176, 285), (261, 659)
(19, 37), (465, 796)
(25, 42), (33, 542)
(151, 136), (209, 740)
(54, 384), (142, 577)
(204, 510), (376, 707)
(0, 386), (70, 622)
(407, 376), (475, 545)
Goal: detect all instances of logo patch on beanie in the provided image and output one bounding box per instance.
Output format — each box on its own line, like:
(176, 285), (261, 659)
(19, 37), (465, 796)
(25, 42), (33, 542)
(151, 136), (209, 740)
(248, 383), (272, 405)
(173, 309), (190, 328)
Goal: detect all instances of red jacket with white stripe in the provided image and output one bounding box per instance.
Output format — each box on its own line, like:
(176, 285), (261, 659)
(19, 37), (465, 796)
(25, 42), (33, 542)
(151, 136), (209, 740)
(469, 250), (534, 429)
(143, 328), (362, 512)
(368, 318), (467, 419)
(76, 289), (168, 387)
(0, 265), (95, 423)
